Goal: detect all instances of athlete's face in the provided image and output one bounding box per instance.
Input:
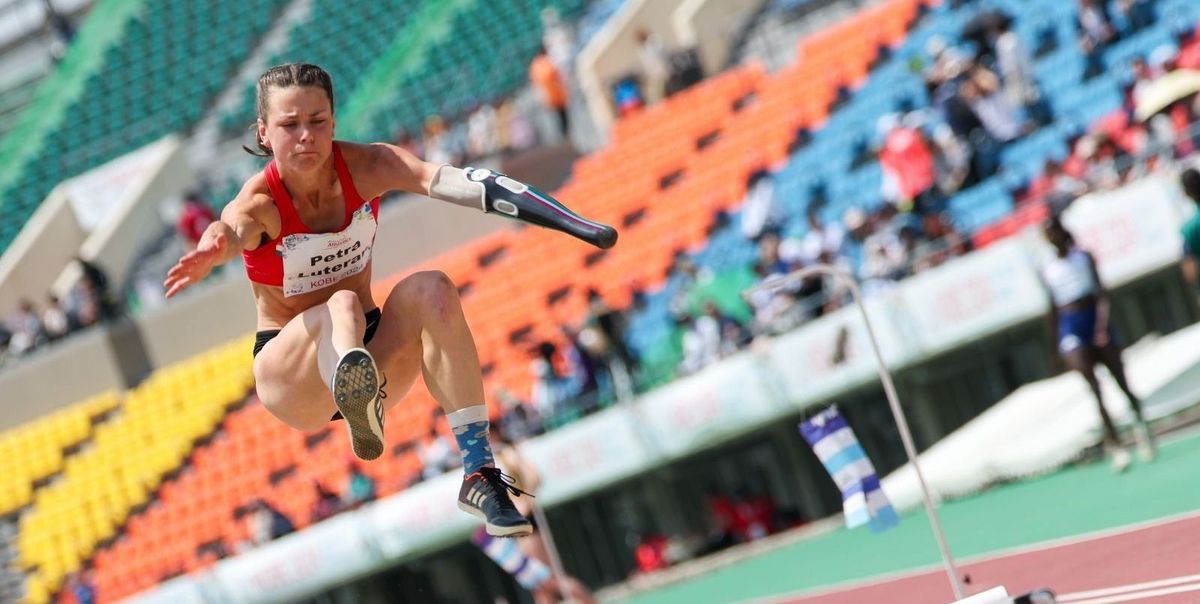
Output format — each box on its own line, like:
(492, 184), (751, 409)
(259, 85), (334, 171)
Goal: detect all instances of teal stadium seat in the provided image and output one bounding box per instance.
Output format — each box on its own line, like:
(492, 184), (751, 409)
(0, 0), (289, 255)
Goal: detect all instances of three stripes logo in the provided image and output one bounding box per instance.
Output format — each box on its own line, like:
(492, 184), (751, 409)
(467, 485), (487, 507)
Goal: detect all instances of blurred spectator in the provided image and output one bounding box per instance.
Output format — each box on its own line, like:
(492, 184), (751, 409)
(531, 341), (572, 417)
(61, 569), (95, 604)
(575, 321), (631, 405)
(741, 170), (784, 240)
(1129, 56), (1164, 108)
(913, 213), (969, 271)
(417, 422), (460, 481)
(8, 299), (45, 355)
(878, 114), (937, 213)
(896, 224), (925, 276)
(757, 230), (792, 277)
(71, 256), (119, 324)
(991, 15), (1039, 111)
(242, 499), (294, 548)
(560, 325), (601, 409)
(612, 74), (646, 116)
(1079, 0), (1116, 45)
(311, 481), (343, 523)
(43, 0), (75, 63)
(923, 36), (970, 88)
(679, 301), (746, 375)
(931, 123), (973, 195)
(42, 294), (71, 342)
(633, 533), (671, 574)
(860, 212), (907, 295)
(586, 287), (638, 375)
(345, 462), (376, 508)
(495, 388), (543, 442)
(800, 209), (846, 265)
(1025, 159), (1089, 210)
(1075, 134), (1124, 191)
(530, 44), (571, 139)
(0, 325), (12, 365)
(497, 98), (537, 152)
(1179, 167), (1200, 285)
(960, 66), (1026, 143)
(635, 28), (671, 104)
(176, 193), (216, 251)
(466, 103), (500, 160)
(1079, 0), (1116, 78)
(730, 487), (775, 542)
(423, 116), (453, 165)
(540, 7), (575, 71)
(704, 489), (738, 553)
(840, 208), (870, 271)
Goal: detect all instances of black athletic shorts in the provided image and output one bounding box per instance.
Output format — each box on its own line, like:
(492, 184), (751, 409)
(252, 307), (383, 422)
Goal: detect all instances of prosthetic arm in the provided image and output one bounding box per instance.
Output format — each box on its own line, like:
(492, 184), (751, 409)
(429, 165), (618, 249)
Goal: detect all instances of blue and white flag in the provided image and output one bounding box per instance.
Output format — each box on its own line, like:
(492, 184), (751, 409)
(799, 406), (899, 532)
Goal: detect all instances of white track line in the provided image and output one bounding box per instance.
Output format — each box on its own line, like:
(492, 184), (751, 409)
(1058, 574), (1200, 602)
(1063, 581), (1200, 604)
(748, 509), (1200, 604)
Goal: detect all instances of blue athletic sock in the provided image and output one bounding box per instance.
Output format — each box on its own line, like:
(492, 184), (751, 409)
(447, 405), (495, 475)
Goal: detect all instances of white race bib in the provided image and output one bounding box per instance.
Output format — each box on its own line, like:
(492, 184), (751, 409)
(280, 203), (377, 297)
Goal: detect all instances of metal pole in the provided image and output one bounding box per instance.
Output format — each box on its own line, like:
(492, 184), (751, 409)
(747, 263), (966, 600)
(529, 500), (575, 604)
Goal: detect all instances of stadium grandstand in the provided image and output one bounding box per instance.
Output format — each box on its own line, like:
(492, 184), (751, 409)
(2, 0), (1200, 603)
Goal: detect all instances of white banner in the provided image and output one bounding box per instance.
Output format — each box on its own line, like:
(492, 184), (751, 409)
(361, 472), (475, 560)
(899, 240), (1049, 353)
(767, 296), (910, 405)
(520, 407), (654, 505)
(1061, 175), (1186, 286)
(633, 351), (782, 458)
(209, 513), (377, 604)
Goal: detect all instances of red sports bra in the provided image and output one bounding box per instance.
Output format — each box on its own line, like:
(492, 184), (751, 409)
(242, 143), (381, 296)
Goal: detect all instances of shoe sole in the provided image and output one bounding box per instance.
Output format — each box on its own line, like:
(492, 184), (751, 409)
(457, 501), (534, 538)
(332, 349), (384, 461)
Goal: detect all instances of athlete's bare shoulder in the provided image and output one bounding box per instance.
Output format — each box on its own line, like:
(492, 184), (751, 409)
(335, 139), (434, 199)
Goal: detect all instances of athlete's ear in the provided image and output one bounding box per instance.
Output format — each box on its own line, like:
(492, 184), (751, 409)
(257, 119), (270, 150)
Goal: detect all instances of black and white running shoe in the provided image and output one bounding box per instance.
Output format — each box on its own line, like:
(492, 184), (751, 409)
(457, 467), (534, 537)
(331, 348), (385, 461)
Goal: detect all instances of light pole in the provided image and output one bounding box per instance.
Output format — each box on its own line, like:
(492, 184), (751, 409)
(747, 263), (966, 600)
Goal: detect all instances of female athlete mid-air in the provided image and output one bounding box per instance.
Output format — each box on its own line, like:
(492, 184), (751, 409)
(164, 64), (617, 537)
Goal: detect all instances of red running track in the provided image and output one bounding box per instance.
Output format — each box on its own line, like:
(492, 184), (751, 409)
(765, 512), (1200, 604)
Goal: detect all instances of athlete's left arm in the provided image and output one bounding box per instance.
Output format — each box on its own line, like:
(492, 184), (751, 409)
(366, 142), (617, 250)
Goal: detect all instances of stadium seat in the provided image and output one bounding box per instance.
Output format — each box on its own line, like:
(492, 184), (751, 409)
(16, 338), (253, 599)
(0, 0), (289, 256)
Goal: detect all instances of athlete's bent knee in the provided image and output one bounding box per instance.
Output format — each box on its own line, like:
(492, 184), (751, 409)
(410, 270), (456, 298)
(410, 270), (460, 319)
(326, 289), (363, 315)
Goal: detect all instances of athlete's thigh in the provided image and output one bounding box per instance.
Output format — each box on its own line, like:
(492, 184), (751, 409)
(366, 296), (424, 413)
(253, 312), (337, 431)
